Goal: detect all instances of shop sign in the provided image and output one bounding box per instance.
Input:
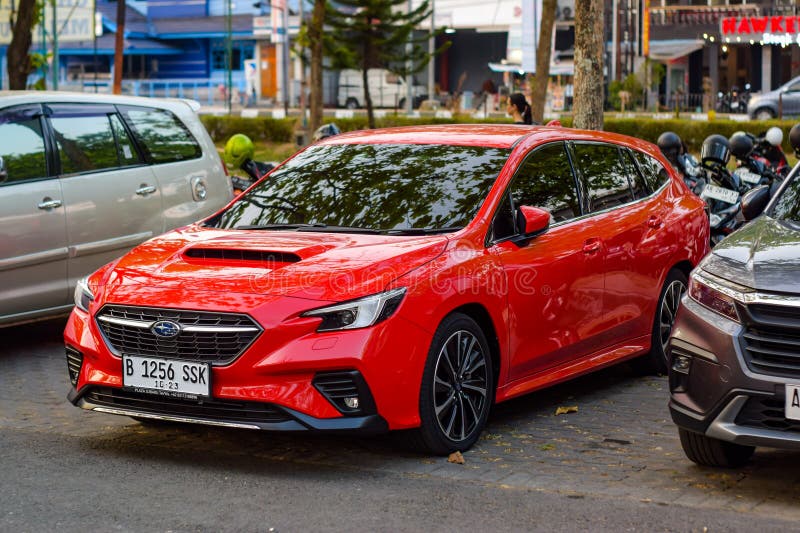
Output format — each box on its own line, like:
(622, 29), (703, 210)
(721, 16), (800, 44)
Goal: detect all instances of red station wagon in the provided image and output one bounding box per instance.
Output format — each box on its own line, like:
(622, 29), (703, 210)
(65, 125), (709, 454)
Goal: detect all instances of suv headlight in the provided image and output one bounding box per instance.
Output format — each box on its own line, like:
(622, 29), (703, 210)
(74, 277), (94, 312)
(688, 270), (750, 322)
(302, 288), (406, 332)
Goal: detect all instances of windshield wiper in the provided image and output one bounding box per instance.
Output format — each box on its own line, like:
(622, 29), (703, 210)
(234, 223), (327, 230)
(382, 227), (462, 235)
(235, 223), (382, 234)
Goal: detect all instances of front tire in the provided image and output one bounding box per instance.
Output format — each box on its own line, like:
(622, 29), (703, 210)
(754, 107), (775, 120)
(634, 269), (688, 375)
(345, 98), (359, 110)
(410, 313), (494, 455)
(678, 428), (755, 467)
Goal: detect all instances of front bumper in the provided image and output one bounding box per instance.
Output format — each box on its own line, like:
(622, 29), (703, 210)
(668, 296), (800, 450)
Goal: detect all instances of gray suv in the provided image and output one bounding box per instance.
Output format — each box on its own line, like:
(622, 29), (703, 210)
(0, 92), (233, 326)
(668, 168), (800, 467)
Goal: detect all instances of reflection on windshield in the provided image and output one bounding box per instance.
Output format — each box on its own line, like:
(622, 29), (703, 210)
(212, 143), (510, 232)
(771, 174), (800, 226)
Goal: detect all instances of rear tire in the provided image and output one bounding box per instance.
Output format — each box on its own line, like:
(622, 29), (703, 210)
(345, 98), (359, 110)
(633, 269), (688, 375)
(754, 108), (775, 121)
(407, 313), (494, 455)
(678, 428), (755, 467)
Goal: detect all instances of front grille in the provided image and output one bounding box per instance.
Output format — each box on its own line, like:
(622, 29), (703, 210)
(66, 346), (83, 386)
(740, 302), (800, 378)
(95, 305), (261, 365)
(735, 396), (800, 433)
(84, 387), (291, 423)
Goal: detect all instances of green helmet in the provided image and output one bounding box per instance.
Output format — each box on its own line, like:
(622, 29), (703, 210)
(223, 134), (255, 170)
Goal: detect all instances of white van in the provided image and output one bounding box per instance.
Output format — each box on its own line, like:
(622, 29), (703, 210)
(337, 69), (426, 109)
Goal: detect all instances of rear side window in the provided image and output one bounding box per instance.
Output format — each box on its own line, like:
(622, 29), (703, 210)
(491, 142), (579, 241)
(571, 142), (633, 213)
(0, 107), (47, 185)
(122, 107), (202, 164)
(633, 150), (670, 192)
(621, 149), (649, 200)
(51, 113), (122, 174)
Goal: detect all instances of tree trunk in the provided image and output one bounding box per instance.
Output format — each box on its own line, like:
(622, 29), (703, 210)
(573, 0), (604, 130)
(308, 0), (325, 133)
(7, 0), (37, 90)
(531, 0), (557, 124)
(113, 0), (126, 94)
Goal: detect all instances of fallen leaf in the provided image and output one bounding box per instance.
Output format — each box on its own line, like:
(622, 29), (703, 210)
(448, 451), (465, 464)
(555, 406), (578, 416)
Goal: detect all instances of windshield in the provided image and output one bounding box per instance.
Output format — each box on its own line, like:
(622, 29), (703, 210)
(209, 143), (511, 232)
(770, 171), (800, 228)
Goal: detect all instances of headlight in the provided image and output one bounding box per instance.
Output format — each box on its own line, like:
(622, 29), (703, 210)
(73, 277), (94, 312)
(688, 270), (750, 322)
(301, 288), (406, 332)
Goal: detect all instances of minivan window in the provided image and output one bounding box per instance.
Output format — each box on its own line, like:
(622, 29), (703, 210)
(0, 108), (47, 185)
(109, 114), (142, 167)
(123, 107), (202, 164)
(492, 142), (579, 241)
(572, 143), (633, 213)
(633, 151), (670, 192)
(51, 113), (120, 174)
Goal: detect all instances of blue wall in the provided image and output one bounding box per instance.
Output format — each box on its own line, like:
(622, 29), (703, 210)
(153, 39), (208, 78)
(147, 0), (206, 19)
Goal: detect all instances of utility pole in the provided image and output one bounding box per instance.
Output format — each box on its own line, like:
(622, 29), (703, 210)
(51, 0), (58, 89)
(427, 0), (434, 105)
(405, 0), (412, 114)
(226, 0), (232, 114)
(299, 0), (306, 128)
(282, 0), (289, 114)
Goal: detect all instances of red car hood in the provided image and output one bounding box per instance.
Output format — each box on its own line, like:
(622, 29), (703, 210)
(99, 226), (448, 303)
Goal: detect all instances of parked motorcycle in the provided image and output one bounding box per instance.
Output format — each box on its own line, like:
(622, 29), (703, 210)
(223, 134), (276, 194)
(729, 131), (784, 195)
(657, 131), (703, 193)
(752, 126), (790, 177)
(697, 134), (744, 246)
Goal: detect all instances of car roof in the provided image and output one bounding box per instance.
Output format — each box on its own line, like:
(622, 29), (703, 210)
(318, 123), (656, 152)
(0, 91), (198, 112)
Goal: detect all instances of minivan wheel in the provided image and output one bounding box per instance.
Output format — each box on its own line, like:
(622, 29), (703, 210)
(633, 269), (688, 375)
(409, 313), (494, 455)
(678, 428), (755, 467)
(754, 107), (775, 120)
(345, 98), (359, 110)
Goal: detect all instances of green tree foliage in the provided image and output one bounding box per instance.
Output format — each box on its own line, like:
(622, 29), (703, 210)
(324, 0), (445, 128)
(608, 74), (643, 111)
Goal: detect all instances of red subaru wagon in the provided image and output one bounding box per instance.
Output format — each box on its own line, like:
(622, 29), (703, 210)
(65, 125), (709, 454)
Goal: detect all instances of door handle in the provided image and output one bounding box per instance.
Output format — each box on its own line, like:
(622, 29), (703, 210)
(647, 215), (663, 229)
(582, 238), (602, 255)
(37, 198), (62, 210)
(136, 184), (157, 196)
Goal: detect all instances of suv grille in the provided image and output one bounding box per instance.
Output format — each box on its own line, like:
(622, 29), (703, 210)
(95, 305), (261, 365)
(85, 387), (290, 423)
(735, 396), (800, 433)
(740, 303), (800, 378)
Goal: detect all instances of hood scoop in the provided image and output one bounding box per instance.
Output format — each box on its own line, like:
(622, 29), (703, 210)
(183, 247), (301, 266)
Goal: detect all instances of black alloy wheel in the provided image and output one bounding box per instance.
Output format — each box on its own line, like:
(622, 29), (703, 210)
(634, 269), (688, 375)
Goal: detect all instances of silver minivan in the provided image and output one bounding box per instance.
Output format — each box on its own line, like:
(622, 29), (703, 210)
(0, 92), (233, 326)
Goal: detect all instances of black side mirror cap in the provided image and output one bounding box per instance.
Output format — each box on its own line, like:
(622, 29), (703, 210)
(741, 185), (770, 221)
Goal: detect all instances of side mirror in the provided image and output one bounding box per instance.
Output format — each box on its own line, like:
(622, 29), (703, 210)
(741, 185), (770, 221)
(513, 205), (550, 244)
(0, 156), (7, 183)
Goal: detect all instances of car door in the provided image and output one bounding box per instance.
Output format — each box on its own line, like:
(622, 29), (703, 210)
(488, 141), (606, 381)
(118, 105), (223, 229)
(782, 79), (800, 116)
(0, 105), (70, 322)
(47, 103), (164, 292)
(570, 141), (660, 345)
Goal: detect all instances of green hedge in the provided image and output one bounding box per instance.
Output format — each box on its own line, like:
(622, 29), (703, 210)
(201, 113), (799, 154)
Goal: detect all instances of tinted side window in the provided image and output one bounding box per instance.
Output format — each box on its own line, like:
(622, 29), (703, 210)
(633, 150), (670, 191)
(0, 108), (47, 185)
(123, 107), (202, 164)
(492, 142), (578, 241)
(622, 149), (649, 200)
(109, 114), (142, 167)
(52, 113), (120, 174)
(571, 143), (633, 213)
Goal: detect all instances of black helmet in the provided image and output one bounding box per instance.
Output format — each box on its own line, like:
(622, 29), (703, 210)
(790, 123), (800, 155)
(729, 131), (754, 160)
(701, 134), (730, 166)
(313, 123), (341, 142)
(657, 131), (682, 160)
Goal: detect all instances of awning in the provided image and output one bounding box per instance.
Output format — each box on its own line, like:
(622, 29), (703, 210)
(488, 62), (575, 76)
(648, 39), (705, 62)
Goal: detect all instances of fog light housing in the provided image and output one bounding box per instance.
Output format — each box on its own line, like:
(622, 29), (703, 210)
(344, 397), (359, 409)
(672, 354), (692, 374)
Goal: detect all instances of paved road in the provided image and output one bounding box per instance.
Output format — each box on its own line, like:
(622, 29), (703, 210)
(2, 318), (800, 531)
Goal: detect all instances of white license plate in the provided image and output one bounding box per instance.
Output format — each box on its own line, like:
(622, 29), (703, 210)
(786, 384), (800, 421)
(734, 168), (762, 185)
(702, 184), (740, 204)
(123, 355), (210, 398)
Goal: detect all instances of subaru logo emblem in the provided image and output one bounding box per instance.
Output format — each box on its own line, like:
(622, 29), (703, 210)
(151, 320), (181, 338)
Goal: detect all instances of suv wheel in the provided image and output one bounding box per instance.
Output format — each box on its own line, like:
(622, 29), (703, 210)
(633, 269), (687, 375)
(345, 98), (359, 110)
(754, 107), (775, 120)
(678, 428), (755, 467)
(408, 313), (494, 455)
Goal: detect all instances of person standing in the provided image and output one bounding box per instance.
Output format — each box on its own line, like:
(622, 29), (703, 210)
(507, 92), (535, 125)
